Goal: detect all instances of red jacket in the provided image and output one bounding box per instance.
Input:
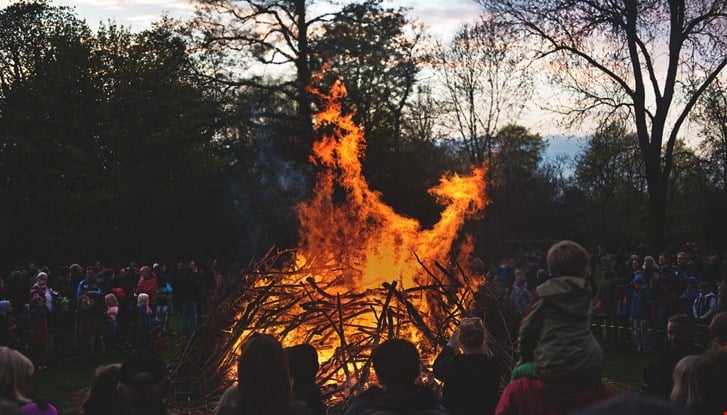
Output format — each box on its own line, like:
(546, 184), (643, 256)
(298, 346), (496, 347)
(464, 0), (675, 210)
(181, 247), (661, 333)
(137, 275), (158, 306)
(495, 377), (612, 415)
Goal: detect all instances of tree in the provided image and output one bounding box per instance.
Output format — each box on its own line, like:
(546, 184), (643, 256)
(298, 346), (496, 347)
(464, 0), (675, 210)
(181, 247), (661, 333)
(695, 78), (727, 193)
(432, 14), (532, 166)
(0, 2), (236, 266)
(0, 1), (98, 264)
(186, 0), (338, 160)
(479, 0), (727, 248)
(482, 124), (548, 243)
(312, 0), (422, 143)
(573, 123), (648, 245)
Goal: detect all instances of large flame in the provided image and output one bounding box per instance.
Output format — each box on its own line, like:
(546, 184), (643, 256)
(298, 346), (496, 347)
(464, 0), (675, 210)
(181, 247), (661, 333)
(296, 80), (487, 291)
(218, 80), (489, 399)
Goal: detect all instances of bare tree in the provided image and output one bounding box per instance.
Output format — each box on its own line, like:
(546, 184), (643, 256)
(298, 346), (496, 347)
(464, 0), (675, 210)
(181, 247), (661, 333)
(432, 14), (533, 166)
(696, 78), (727, 193)
(478, 0), (727, 248)
(186, 0), (338, 148)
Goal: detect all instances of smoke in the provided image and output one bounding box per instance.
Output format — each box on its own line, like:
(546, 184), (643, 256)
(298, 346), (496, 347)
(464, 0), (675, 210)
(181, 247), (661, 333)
(230, 129), (313, 261)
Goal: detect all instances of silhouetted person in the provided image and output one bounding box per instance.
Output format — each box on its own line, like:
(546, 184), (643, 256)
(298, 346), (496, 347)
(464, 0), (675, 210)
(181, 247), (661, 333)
(286, 344), (325, 415)
(345, 339), (448, 415)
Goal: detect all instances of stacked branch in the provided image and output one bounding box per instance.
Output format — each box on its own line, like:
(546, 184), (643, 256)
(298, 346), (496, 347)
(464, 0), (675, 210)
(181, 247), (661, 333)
(166, 248), (517, 413)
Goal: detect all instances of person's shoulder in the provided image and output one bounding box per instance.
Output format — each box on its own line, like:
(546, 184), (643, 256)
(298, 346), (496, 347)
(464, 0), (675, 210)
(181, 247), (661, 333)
(19, 401), (58, 415)
(292, 400), (314, 415)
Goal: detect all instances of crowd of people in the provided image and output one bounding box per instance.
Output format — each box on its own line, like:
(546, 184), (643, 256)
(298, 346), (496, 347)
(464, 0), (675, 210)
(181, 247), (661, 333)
(0, 259), (226, 369)
(0, 240), (726, 415)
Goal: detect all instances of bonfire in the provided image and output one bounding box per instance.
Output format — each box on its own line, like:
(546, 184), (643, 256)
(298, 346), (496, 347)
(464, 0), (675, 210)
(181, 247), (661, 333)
(167, 81), (516, 413)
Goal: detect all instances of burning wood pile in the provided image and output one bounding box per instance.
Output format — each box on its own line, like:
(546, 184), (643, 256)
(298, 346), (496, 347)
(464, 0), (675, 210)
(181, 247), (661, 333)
(166, 79), (516, 413)
(167, 247), (517, 412)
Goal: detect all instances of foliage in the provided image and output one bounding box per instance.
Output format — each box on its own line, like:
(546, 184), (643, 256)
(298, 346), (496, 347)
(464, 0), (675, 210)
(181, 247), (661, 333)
(572, 123), (648, 245)
(695, 79), (727, 192)
(478, 0), (727, 249)
(0, 2), (234, 268)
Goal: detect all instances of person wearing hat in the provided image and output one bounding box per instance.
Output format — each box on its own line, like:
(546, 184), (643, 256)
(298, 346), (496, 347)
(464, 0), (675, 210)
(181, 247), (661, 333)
(631, 273), (652, 353)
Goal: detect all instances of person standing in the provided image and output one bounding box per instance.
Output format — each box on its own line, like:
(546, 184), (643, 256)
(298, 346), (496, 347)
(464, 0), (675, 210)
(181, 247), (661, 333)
(434, 317), (500, 415)
(176, 261), (201, 338)
(631, 274), (653, 353)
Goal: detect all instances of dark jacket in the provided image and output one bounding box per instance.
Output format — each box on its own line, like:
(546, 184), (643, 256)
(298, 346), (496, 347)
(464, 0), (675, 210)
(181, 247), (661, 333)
(517, 276), (603, 385)
(630, 286), (652, 320)
(433, 346), (500, 415)
(344, 385), (449, 415)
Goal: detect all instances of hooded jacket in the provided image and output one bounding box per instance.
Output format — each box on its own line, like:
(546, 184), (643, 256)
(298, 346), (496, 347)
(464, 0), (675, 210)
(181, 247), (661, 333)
(433, 346), (500, 415)
(517, 276), (603, 385)
(495, 377), (612, 415)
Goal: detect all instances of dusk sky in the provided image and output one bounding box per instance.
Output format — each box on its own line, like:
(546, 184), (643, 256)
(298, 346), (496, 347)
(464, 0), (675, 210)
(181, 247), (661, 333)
(0, 0), (483, 39)
(0, 0), (584, 154)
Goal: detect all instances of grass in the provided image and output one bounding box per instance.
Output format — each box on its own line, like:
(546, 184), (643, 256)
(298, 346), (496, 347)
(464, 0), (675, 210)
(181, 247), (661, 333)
(26, 316), (185, 411)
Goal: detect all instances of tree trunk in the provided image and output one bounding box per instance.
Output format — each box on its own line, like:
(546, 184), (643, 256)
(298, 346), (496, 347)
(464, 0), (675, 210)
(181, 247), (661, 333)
(294, 0), (314, 150)
(645, 171), (667, 251)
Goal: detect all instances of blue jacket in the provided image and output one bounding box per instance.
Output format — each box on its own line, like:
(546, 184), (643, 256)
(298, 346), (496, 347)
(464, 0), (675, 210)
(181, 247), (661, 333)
(631, 286), (652, 320)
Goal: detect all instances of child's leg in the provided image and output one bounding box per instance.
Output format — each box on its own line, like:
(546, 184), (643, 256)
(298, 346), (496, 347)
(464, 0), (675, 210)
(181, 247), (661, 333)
(632, 319), (641, 351)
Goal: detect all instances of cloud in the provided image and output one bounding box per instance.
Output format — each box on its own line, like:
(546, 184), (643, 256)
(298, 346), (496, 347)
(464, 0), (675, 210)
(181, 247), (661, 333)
(385, 0), (482, 39)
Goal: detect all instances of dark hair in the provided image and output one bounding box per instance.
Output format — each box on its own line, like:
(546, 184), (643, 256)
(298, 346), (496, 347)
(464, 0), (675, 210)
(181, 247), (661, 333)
(371, 339), (420, 387)
(459, 317), (486, 351)
(695, 350), (727, 408)
(668, 314), (695, 337)
(285, 344), (319, 386)
(236, 334), (292, 415)
(547, 240), (590, 277)
(83, 364), (121, 415)
(119, 348), (167, 386)
(711, 312), (727, 343)
(125, 400), (167, 415)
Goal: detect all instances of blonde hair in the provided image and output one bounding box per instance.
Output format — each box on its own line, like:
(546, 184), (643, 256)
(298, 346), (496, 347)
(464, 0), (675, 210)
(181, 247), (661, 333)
(546, 240), (590, 278)
(671, 354), (700, 406)
(104, 293), (119, 307)
(459, 317), (488, 353)
(137, 293), (149, 306)
(0, 346), (34, 403)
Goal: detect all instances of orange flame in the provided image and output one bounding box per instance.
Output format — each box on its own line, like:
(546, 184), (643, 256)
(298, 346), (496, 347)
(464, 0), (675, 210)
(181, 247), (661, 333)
(296, 80), (488, 291)
(224, 79), (488, 396)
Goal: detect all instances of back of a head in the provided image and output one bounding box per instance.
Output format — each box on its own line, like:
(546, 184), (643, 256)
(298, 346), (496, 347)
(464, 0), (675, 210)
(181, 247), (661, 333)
(547, 240), (590, 278)
(124, 400), (167, 415)
(237, 334), (291, 415)
(709, 312), (727, 343)
(117, 348), (168, 406)
(695, 350), (727, 409)
(85, 363), (122, 411)
(670, 355), (701, 407)
(0, 346), (33, 402)
(572, 393), (689, 415)
(285, 343), (319, 387)
(458, 317), (486, 352)
(372, 339), (420, 388)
